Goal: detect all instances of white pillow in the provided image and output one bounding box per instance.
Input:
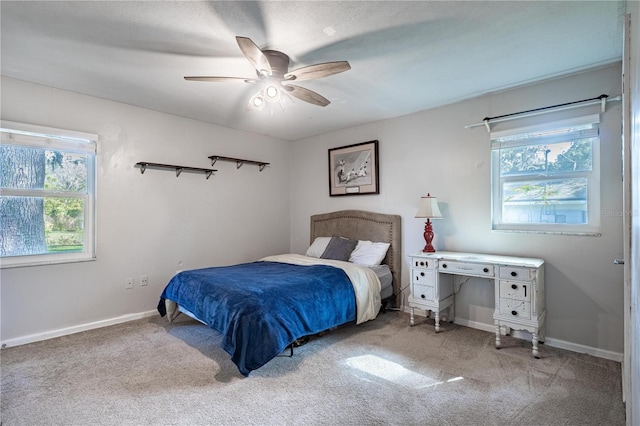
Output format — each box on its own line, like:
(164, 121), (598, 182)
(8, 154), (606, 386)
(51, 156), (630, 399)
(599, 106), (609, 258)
(349, 240), (390, 266)
(305, 237), (332, 258)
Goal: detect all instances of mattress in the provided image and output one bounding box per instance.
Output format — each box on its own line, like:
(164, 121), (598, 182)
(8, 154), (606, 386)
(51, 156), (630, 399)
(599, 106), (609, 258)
(369, 264), (393, 300)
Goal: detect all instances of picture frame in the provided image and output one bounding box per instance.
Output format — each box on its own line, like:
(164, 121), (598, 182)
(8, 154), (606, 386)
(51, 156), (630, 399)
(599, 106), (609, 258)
(328, 140), (379, 196)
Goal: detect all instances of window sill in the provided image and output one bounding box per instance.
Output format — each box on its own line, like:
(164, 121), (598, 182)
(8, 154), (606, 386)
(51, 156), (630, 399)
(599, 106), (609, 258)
(1, 255), (96, 269)
(491, 229), (602, 237)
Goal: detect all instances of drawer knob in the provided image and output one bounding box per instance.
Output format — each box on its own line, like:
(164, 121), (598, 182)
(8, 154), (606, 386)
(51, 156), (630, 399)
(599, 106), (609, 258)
(442, 263), (448, 269)
(483, 268), (489, 273)
(511, 271), (517, 277)
(511, 284), (517, 290)
(420, 272), (425, 277)
(511, 310), (518, 316)
(420, 261), (425, 266)
(421, 294), (426, 299)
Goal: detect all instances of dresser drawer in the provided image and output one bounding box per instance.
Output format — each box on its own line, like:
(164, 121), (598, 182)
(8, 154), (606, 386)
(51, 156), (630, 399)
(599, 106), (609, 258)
(499, 266), (534, 281)
(412, 283), (435, 302)
(411, 268), (436, 285)
(498, 298), (531, 320)
(439, 261), (494, 277)
(499, 280), (530, 301)
(411, 257), (435, 269)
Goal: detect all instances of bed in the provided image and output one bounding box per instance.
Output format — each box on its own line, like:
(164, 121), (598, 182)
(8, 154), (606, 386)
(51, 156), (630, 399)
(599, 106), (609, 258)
(157, 209), (402, 376)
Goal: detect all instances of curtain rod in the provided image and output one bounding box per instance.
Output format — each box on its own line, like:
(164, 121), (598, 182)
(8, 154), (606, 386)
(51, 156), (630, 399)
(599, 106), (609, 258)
(465, 94), (621, 132)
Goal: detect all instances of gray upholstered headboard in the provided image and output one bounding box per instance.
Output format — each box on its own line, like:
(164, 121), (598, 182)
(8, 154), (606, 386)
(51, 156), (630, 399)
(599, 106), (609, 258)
(310, 210), (402, 306)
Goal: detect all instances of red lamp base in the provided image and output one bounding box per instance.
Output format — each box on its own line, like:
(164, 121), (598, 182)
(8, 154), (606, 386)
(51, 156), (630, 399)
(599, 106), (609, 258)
(422, 219), (436, 253)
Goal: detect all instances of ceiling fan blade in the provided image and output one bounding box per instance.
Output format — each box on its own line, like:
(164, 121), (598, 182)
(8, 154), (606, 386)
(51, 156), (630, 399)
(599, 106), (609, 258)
(184, 76), (256, 83)
(282, 84), (330, 107)
(284, 61), (351, 82)
(236, 36), (272, 76)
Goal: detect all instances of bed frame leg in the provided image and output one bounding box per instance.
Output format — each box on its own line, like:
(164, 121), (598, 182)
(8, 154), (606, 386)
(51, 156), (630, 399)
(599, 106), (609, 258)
(277, 344), (294, 358)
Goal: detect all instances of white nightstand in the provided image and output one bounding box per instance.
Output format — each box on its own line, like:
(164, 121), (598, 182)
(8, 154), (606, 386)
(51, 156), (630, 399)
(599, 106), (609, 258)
(407, 252), (454, 332)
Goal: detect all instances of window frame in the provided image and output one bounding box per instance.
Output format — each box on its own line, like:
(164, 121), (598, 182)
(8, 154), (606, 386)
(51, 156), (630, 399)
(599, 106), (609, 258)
(0, 121), (97, 268)
(491, 115), (601, 235)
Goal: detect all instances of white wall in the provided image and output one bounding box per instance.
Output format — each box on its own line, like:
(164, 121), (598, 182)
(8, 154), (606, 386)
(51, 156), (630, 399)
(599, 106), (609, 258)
(0, 77), (292, 344)
(290, 63), (625, 357)
(1, 64), (626, 358)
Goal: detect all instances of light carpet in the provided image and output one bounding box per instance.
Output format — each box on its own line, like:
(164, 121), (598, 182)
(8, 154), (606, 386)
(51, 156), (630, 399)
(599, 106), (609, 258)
(0, 311), (625, 425)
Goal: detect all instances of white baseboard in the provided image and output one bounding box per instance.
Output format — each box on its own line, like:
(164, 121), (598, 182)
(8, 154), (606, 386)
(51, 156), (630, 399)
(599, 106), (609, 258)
(400, 306), (622, 362)
(542, 337), (623, 362)
(454, 318), (497, 333)
(1, 310), (158, 349)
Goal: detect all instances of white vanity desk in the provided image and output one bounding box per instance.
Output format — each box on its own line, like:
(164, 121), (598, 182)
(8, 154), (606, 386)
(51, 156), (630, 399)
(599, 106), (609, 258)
(407, 251), (545, 358)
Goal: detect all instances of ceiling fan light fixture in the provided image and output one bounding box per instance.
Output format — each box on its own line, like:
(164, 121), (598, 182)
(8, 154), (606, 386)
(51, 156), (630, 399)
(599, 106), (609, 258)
(265, 85), (281, 103)
(252, 95), (264, 107)
(186, 36), (351, 110)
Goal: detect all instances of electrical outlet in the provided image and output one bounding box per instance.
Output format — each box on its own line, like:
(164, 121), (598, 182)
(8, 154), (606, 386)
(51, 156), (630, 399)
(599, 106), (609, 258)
(141, 275), (148, 286)
(126, 277), (134, 289)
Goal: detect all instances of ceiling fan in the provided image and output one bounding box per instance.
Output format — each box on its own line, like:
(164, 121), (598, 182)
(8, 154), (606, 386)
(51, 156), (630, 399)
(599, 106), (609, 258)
(184, 36), (351, 109)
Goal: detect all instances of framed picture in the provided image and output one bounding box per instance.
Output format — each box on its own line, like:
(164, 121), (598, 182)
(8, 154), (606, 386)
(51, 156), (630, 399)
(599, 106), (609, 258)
(328, 140), (379, 196)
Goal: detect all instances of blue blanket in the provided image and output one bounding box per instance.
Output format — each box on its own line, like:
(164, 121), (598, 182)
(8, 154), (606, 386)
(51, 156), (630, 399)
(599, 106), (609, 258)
(158, 261), (356, 376)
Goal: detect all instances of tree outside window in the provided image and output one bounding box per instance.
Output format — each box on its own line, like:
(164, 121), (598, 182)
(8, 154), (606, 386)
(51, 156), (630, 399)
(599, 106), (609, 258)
(1, 123), (96, 267)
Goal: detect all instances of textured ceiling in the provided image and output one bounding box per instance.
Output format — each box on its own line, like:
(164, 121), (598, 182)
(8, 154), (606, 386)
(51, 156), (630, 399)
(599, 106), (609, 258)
(0, 1), (625, 141)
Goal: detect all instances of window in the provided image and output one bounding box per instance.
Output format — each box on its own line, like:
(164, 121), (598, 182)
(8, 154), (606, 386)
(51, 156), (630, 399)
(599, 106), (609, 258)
(0, 121), (97, 267)
(491, 115), (600, 234)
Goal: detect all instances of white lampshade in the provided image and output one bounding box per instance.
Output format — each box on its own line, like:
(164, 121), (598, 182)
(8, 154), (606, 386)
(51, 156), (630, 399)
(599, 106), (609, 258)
(415, 193), (443, 219)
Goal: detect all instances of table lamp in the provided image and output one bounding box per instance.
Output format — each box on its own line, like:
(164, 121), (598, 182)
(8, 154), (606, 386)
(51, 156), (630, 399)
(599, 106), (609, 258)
(415, 193), (443, 252)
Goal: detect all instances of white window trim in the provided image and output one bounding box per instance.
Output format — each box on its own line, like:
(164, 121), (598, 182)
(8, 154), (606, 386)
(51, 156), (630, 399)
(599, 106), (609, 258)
(0, 121), (97, 268)
(491, 115), (601, 235)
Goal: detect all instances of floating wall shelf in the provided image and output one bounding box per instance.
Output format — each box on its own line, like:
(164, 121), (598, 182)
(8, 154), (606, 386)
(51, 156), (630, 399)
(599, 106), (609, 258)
(135, 162), (217, 179)
(208, 155), (269, 172)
